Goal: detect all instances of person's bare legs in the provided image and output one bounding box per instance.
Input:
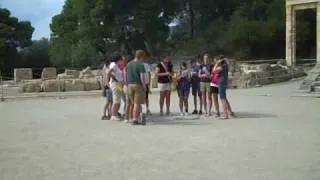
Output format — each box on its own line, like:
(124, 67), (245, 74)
(145, 86), (151, 114)
(208, 91), (213, 115)
(193, 94), (198, 111)
(213, 93), (220, 117)
(183, 96), (189, 114)
(165, 90), (171, 115)
(133, 103), (141, 120)
(159, 91), (165, 115)
(103, 100), (108, 116)
(112, 103), (120, 116)
(179, 96), (183, 115)
(122, 95), (126, 117)
(125, 97), (132, 122)
(202, 90), (208, 114)
(220, 98), (229, 119)
(199, 92), (203, 114)
(226, 98), (236, 117)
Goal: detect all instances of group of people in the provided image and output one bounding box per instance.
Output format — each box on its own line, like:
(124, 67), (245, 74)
(175, 54), (236, 119)
(101, 50), (151, 125)
(101, 50), (236, 126)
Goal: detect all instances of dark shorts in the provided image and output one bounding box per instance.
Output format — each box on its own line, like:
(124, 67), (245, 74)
(177, 88), (190, 97)
(210, 86), (219, 94)
(218, 85), (227, 98)
(191, 77), (201, 96)
(105, 89), (113, 101)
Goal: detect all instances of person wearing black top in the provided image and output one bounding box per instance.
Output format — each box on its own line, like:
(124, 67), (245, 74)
(155, 55), (173, 115)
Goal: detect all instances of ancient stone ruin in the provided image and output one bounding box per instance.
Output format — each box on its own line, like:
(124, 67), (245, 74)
(13, 60), (307, 94)
(17, 67), (102, 93)
(14, 68), (33, 83)
(41, 67), (57, 80)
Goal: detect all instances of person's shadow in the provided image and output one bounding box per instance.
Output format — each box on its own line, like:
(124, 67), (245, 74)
(231, 111), (277, 119)
(146, 111), (277, 125)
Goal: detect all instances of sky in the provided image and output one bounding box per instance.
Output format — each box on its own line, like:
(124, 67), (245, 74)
(0, 0), (65, 40)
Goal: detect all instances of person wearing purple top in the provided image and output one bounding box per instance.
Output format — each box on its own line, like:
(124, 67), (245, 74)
(190, 55), (203, 115)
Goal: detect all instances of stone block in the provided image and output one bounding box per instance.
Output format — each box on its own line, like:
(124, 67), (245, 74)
(57, 73), (74, 79)
(65, 79), (85, 91)
(81, 78), (101, 91)
(14, 68), (33, 83)
(41, 79), (65, 92)
(19, 80), (42, 93)
(91, 70), (103, 77)
(79, 67), (95, 79)
(65, 69), (80, 78)
(41, 67), (57, 80)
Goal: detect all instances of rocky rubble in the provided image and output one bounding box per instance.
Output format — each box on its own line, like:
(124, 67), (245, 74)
(18, 67), (101, 93)
(232, 63), (306, 88)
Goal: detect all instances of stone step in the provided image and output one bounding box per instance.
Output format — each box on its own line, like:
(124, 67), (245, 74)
(314, 86), (320, 92)
(312, 81), (320, 87)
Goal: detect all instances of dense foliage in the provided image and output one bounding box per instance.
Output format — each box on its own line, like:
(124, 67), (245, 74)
(0, 8), (34, 76)
(0, 0), (317, 75)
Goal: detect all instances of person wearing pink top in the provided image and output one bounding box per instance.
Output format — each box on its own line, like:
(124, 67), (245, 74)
(208, 57), (220, 117)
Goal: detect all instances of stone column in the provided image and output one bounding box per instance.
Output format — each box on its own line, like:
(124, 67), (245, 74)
(286, 5), (296, 67)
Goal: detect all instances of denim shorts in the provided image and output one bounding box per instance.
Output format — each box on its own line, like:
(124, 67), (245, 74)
(218, 85), (227, 98)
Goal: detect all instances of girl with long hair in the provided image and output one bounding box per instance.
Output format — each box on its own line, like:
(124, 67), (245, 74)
(176, 62), (190, 116)
(155, 55), (173, 115)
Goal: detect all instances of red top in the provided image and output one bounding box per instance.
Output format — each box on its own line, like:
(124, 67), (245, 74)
(116, 59), (125, 71)
(211, 67), (219, 84)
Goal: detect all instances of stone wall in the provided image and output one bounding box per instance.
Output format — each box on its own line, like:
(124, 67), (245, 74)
(234, 63), (306, 88)
(14, 68), (33, 83)
(41, 67), (57, 80)
(18, 66), (102, 93)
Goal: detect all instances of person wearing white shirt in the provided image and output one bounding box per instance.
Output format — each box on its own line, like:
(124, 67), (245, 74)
(107, 54), (125, 121)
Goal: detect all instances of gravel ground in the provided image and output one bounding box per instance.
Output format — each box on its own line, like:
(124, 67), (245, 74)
(0, 80), (320, 180)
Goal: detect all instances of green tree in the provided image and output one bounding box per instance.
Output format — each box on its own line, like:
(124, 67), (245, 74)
(0, 8), (34, 76)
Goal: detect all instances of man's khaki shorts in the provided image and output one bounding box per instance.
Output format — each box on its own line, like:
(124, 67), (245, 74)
(200, 82), (210, 92)
(128, 84), (146, 105)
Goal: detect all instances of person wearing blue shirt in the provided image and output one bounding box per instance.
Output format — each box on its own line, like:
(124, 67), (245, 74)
(190, 56), (203, 114)
(215, 55), (236, 119)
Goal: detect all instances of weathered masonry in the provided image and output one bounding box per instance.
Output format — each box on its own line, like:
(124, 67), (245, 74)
(286, 0), (320, 91)
(286, 0), (320, 66)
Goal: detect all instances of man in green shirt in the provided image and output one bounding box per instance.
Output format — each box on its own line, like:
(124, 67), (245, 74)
(124, 50), (146, 125)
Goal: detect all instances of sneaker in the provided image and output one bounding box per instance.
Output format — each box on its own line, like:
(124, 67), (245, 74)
(131, 119), (140, 125)
(230, 112), (237, 118)
(215, 112), (221, 118)
(110, 116), (121, 121)
(180, 112), (184, 116)
(192, 110), (198, 114)
(184, 112), (189, 116)
(124, 119), (130, 123)
(101, 115), (109, 120)
(166, 111), (170, 116)
(146, 110), (152, 116)
(199, 110), (203, 115)
(140, 113), (147, 125)
(160, 110), (164, 116)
